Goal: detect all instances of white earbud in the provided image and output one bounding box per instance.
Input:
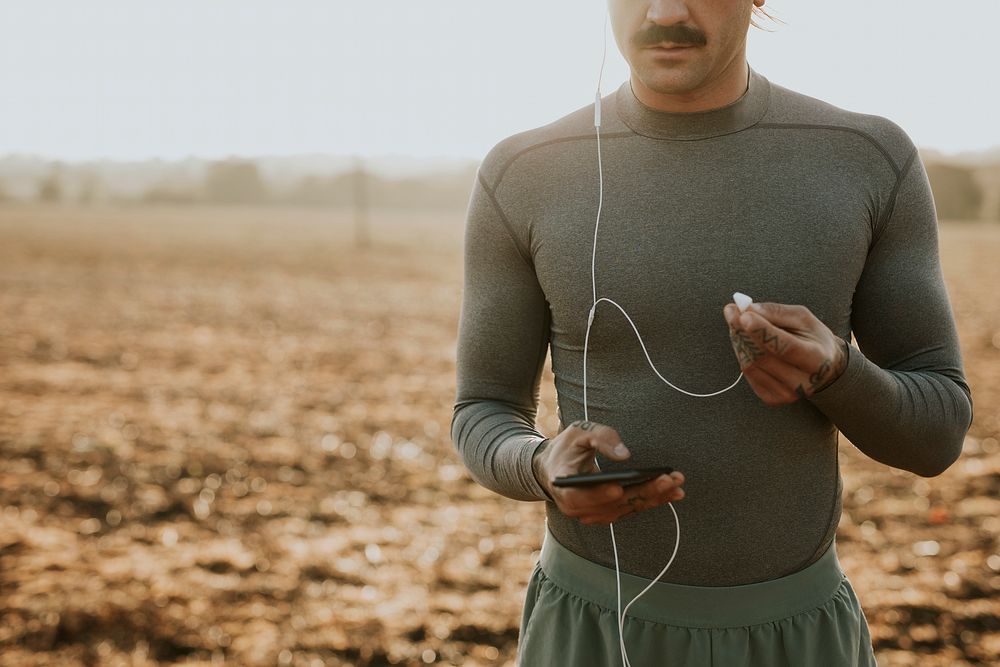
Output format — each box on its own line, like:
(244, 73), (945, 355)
(733, 292), (754, 313)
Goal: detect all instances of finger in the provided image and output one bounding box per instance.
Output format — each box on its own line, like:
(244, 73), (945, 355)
(623, 474), (684, 508)
(723, 303), (754, 333)
(746, 302), (814, 333)
(580, 483), (687, 524)
(566, 420), (630, 461)
(558, 482), (625, 514)
(727, 321), (766, 368)
(588, 492), (686, 524)
(625, 485), (686, 509)
(618, 471), (686, 497)
(737, 309), (811, 365)
(723, 303), (742, 323)
(566, 472), (685, 518)
(742, 364), (799, 406)
(752, 353), (813, 393)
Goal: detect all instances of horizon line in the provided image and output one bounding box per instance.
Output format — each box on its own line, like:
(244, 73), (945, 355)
(3, 144), (1000, 165)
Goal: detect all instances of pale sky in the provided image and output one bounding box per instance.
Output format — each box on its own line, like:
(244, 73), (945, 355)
(2, 1), (999, 162)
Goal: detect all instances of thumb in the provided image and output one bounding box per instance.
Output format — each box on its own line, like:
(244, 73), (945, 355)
(591, 438), (630, 461)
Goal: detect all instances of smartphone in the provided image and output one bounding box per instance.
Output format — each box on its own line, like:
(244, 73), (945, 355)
(552, 466), (675, 488)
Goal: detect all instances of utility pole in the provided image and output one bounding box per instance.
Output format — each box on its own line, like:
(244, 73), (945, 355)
(353, 155), (371, 248)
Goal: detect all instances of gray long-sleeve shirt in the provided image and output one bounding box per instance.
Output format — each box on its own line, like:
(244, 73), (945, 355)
(451, 66), (974, 585)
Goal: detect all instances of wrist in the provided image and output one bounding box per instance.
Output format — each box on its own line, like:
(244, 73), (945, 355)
(817, 337), (850, 392)
(834, 337), (850, 379)
(532, 440), (554, 501)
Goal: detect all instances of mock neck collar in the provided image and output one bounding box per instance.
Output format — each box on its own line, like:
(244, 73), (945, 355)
(614, 65), (770, 140)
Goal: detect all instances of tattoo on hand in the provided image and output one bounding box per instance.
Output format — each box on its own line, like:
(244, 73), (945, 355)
(807, 339), (849, 394)
(571, 420), (595, 431)
(809, 358), (832, 391)
(752, 326), (789, 355)
(626, 494), (645, 510)
(728, 326), (765, 366)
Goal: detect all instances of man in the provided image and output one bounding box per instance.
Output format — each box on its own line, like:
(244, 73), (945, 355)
(451, 1), (974, 664)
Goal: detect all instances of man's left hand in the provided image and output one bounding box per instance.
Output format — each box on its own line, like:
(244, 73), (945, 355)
(722, 301), (849, 407)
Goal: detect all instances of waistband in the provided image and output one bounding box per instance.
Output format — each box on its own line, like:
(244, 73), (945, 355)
(538, 523), (846, 629)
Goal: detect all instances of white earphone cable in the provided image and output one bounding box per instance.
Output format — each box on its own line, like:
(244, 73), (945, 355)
(585, 9), (744, 666)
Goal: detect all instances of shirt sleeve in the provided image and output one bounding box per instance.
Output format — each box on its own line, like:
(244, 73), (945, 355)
(449, 171), (552, 501)
(805, 147), (974, 477)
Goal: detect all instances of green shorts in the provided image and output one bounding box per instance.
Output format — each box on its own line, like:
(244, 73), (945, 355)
(517, 525), (877, 666)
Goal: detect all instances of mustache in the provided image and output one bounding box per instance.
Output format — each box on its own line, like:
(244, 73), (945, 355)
(631, 23), (707, 48)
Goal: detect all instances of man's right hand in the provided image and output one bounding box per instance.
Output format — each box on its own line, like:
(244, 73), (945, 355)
(532, 419), (685, 525)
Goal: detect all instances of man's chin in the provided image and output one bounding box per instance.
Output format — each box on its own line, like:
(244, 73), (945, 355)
(634, 69), (705, 97)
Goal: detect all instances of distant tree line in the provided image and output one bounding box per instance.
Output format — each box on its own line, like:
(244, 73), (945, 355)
(923, 162), (985, 221)
(3, 156), (1000, 221)
(143, 159), (478, 210)
(0, 158), (479, 211)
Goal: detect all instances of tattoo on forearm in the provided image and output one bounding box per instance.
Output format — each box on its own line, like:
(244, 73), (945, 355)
(571, 420), (595, 431)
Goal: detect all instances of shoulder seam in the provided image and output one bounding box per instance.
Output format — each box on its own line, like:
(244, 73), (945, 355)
(752, 123), (902, 177)
(494, 124), (904, 182)
(871, 147), (919, 247)
(493, 131), (633, 188)
(476, 171), (534, 269)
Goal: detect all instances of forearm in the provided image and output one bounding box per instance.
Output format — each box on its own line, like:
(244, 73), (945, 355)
(451, 399), (551, 501)
(451, 167), (555, 503)
(807, 342), (973, 477)
(804, 141), (975, 478)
